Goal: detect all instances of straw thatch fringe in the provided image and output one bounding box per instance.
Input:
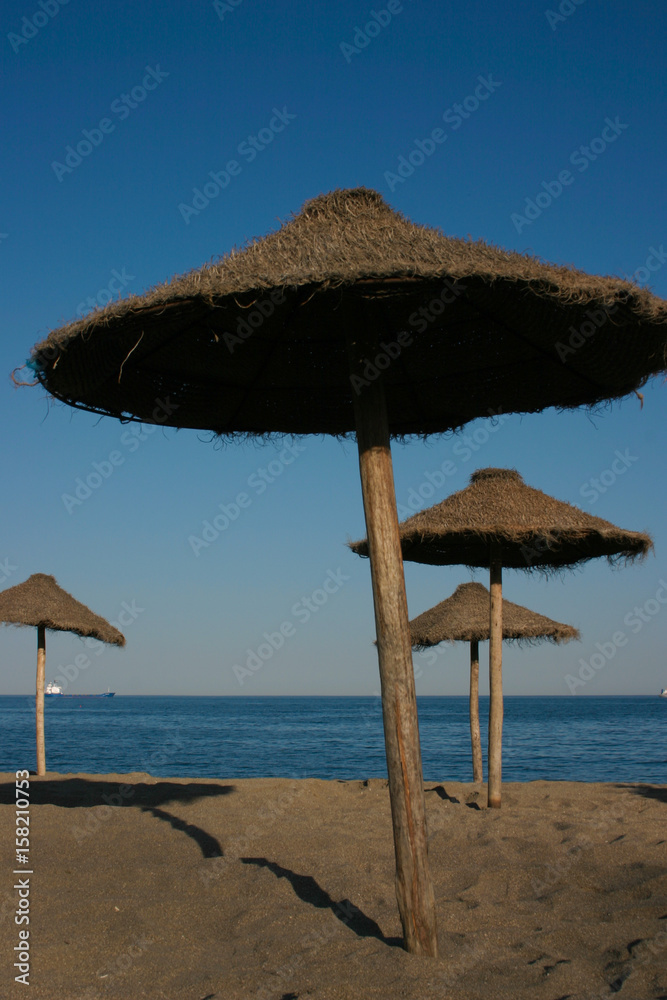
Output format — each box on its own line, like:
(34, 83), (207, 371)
(350, 467), (652, 570)
(26, 188), (667, 438)
(409, 582), (579, 648)
(0, 574), (125, 645)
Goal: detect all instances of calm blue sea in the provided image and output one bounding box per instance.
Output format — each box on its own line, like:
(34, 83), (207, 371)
(0, 696), (665, 784)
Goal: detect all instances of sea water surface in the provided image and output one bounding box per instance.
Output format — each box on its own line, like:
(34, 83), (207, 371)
(0, 696), (665, 783)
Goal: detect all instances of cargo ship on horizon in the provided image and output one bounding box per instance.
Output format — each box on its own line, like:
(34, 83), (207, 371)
(45, 681), (115, 698)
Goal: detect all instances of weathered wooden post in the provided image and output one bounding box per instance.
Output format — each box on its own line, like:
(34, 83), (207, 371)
(488, 543), (503, 808)
(36, 624), (46, 775)
(469, 639), (483, 783)
(348, 330), (438, 957)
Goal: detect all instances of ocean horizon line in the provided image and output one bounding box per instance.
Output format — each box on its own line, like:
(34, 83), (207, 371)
(1, 692), (661, 699)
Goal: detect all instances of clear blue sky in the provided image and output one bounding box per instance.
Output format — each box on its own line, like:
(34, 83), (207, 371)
(2, 0), (665, 696)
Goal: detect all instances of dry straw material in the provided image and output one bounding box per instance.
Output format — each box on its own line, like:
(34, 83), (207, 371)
(27, 187), (667, 437)
(409, 581), (580, 647)
(351, 467), (652, 569)
(0, 574), (126, 645)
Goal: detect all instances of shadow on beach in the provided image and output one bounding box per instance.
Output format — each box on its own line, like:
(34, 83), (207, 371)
(141, 804), (224, 857)
(426, 784), (481, 808)
(241, 856), (403, 948)
(0, 776), (235, 808)
(615, 784), (667, 804)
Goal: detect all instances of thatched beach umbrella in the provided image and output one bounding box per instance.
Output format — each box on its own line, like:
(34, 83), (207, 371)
(409, 581), (580, 782)
(23, 188), (667, 956)
(352, 467), (651, 808)
(0, 574), (125, 775)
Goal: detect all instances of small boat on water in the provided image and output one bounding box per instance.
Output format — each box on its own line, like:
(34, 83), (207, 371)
(661, 688), (667, 698)
(45, 681), (115, 698)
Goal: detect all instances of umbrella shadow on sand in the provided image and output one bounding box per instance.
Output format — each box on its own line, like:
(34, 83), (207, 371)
(616, 784), (667, 805)
(0, 777), (233, 859)
(141, 805), (223, 858)
(241, 857), (403, 947)
(426, 785), (482, 809)
(0, 776), (234, 808)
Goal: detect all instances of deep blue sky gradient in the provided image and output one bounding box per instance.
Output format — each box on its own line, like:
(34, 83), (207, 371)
(2, 0), (666, 695)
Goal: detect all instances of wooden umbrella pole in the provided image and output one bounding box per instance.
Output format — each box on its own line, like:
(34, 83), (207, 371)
(348, 340), (438, 957)
(488, 547), (503, 808)
(36, 624), (46, 776)
(469, 640), (483, 783)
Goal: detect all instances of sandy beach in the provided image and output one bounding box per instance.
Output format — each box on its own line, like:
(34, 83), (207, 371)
(1, 773), (666, 999)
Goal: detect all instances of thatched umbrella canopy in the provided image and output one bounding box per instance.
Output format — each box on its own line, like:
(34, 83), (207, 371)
(25, 189), (667, 434)
(22, 187), (667, 957)
(409, 581), (580, 781)
(352, 466), (651, 808)
(0, 574), (125, 775)
(372, 466), (653, 569)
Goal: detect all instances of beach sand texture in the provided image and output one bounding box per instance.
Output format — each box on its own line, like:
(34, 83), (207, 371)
(1, 774), (666, 999)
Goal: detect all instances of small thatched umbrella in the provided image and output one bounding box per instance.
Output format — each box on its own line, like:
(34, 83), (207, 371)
(0, 574), (125, 775)
(409, 581), (580, 782)
(352, 467), (651, 808)
(22, 188), (667, 956)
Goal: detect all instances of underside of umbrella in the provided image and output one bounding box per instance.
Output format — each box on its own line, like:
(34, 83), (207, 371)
(27, 189), (667, 437)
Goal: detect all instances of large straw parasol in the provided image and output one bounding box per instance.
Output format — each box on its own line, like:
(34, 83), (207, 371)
(0, 574), (125, 775)
(409, 581), (580, 782)
(23, 188), (667, 956)
(352, 467), (651, 808)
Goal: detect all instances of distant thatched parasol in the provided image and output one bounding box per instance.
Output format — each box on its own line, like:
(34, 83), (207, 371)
(352, 466), (651, 807)
(23, 188), (667, 957)
(409, 581), (580, 782)
(375, 466), (652, 570)
(0, 574), (125, 775)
